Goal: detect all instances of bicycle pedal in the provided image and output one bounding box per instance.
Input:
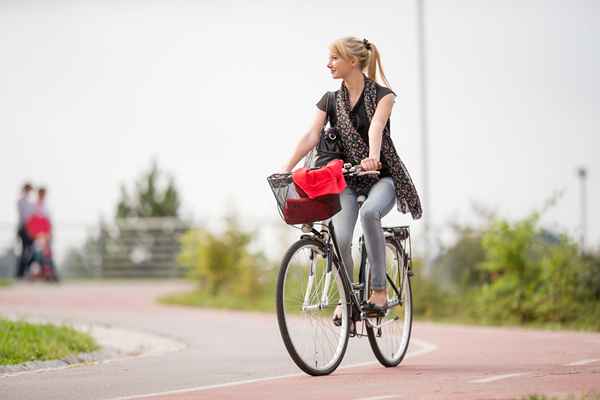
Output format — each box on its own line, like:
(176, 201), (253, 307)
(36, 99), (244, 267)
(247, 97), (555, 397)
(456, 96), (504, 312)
(352, 283), (364, 290)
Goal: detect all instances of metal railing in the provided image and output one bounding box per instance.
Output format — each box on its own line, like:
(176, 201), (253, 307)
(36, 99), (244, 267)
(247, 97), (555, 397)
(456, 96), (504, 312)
(0, 217), (296, 279)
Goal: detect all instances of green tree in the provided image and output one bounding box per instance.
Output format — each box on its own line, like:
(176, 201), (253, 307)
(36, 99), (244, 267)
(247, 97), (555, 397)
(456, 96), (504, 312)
(116, 159), (181, 218)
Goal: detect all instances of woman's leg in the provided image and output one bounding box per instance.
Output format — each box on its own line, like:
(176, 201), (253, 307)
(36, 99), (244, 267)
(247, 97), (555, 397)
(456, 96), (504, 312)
(359, 177), (396, 294)
(331, 186), (359, 283)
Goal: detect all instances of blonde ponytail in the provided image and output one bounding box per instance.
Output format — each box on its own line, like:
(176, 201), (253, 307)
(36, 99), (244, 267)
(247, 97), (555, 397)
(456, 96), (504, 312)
(366, 43), (391, 88)
(329, 37), (392, 89)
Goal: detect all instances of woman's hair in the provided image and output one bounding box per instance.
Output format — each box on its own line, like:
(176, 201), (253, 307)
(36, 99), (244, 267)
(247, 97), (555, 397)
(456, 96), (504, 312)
(329, 36), (391, 88)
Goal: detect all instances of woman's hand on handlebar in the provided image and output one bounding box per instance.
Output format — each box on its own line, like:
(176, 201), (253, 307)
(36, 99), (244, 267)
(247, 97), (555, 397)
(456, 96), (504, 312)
(360, 157), (382, 172)
(343, 162), (380, 176)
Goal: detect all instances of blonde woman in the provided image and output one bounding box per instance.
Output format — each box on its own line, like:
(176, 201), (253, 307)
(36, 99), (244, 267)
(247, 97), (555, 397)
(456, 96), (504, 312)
(283, 37), (422, 320)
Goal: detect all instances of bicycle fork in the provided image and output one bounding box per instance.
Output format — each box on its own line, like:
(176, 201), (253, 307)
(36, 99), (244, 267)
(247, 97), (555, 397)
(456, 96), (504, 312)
(301, 248), (334, 312)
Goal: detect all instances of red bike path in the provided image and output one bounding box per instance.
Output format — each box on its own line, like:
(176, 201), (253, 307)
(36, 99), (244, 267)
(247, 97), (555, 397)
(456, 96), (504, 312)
(130, 322), (600, 400)
(0, 281), (599, 400)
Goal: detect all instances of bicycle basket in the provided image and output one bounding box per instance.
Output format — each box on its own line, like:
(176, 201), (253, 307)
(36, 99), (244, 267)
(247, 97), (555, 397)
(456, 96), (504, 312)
(267, 173), (342, 225)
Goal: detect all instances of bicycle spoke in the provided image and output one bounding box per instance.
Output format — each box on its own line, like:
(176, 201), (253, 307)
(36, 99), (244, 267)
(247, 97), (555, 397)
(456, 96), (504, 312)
(277, 240), (349, 375)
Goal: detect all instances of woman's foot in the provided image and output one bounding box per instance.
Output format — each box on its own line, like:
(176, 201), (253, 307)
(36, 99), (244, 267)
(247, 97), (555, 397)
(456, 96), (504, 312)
(364, 289), (388, 316)
(367, 288), (388, 307)
(332, 303), (343, 326)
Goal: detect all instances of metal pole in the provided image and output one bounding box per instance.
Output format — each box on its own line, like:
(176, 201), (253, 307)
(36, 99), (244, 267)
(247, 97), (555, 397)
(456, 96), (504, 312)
(577, 167), (587, 253)
(416, 0), (431, 273)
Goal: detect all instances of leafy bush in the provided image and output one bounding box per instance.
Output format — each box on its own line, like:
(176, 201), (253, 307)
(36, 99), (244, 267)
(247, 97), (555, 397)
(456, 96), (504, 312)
(177, 215), (271, 300)
(474, 212), (598, 327)
(414, 208), (600, 331)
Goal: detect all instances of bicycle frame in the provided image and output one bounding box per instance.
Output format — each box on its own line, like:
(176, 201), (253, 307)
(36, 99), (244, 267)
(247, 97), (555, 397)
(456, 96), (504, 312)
(300, 219), (406, 322)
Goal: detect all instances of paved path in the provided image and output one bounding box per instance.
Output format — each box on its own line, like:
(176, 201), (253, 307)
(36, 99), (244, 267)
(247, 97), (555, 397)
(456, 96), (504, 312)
(1, 281), (599, 400)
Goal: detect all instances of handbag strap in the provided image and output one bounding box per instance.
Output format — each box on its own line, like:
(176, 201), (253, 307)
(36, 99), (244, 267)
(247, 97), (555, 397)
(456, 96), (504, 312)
(324, 91), (335, 127)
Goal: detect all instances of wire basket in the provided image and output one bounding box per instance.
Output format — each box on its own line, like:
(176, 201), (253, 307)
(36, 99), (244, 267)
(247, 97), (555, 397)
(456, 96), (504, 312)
(267, 173), (342, 225)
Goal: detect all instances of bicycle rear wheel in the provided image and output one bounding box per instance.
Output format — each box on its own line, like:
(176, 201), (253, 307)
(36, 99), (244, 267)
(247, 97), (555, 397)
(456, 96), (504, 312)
(276, 238), (350, 376)
(365, 238), (413, 367)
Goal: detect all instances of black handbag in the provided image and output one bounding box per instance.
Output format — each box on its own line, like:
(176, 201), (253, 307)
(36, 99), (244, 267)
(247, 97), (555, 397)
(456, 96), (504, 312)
(314, 91), (344, 168)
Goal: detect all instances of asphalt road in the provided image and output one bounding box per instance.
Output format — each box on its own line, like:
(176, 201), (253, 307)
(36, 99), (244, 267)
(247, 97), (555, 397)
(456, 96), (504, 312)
(1, 281), (599, 400)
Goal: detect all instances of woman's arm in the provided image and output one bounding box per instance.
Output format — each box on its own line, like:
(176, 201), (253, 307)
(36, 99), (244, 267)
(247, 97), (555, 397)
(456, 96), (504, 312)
(281, 109), (327, 172)
(362, 93), (396, 171)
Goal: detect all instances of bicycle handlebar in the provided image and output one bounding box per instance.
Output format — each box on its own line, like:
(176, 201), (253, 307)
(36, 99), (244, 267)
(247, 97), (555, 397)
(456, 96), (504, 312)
(342, 163), (381, 177)
(272, 163), (380, 180)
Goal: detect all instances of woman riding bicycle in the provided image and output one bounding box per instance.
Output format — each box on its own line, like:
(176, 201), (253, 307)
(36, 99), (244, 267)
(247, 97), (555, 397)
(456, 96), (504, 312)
(281, 36), (422, 318)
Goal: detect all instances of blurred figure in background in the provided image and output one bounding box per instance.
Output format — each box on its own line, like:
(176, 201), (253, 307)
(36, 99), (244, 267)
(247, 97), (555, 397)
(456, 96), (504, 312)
(15, 182), (34, 279)
(25, 187), (59, 282)
(34, 187), (50, 218)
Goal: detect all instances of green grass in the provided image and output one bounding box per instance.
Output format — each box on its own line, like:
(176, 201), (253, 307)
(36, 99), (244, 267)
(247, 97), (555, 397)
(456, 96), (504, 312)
(0, 278), (13, 288)
(159, 288), (276, 313)
(520, 393), (600, 400)
(158, 262), (600, 333)
(0, 318), (99, 365)
(160, 281), (600, 333)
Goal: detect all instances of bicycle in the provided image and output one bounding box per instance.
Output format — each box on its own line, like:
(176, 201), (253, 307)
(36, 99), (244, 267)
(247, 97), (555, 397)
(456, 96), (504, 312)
(267, 163), (413, 376)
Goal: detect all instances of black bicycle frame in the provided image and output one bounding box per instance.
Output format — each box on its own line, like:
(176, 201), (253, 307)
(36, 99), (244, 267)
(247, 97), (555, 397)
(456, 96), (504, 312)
(325, 220), (405, 316)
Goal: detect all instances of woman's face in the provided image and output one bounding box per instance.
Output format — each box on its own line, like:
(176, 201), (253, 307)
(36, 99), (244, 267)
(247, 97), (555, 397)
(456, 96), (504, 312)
(327, 51), (356, 80)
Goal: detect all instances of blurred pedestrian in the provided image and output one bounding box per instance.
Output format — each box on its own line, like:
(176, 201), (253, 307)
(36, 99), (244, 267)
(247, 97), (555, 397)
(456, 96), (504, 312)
(15, 182), (34, 279)
(25, 186), (59, 282)
(34, 187), (50, 218)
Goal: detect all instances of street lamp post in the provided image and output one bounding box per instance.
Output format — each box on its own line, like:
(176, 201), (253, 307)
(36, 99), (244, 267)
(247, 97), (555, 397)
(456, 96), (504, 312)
(416, 0), (431, 272)
(577, 167), (587, 253)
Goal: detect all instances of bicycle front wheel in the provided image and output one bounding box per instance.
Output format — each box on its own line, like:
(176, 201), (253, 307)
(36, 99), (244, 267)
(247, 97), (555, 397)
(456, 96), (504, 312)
(276, 238), (350, 376)
(365, 238), (413, 367)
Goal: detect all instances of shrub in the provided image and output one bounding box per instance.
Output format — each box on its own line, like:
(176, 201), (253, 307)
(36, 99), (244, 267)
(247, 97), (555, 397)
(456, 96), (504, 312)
(177, 216), (268, 300)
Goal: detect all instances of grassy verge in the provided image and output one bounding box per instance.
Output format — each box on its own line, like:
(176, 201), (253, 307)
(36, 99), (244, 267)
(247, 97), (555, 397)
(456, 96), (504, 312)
(0, 278), (13, 288)
(159, 287), (276, 313)
(521, 393), (600, 400)
(410, 277), (600, 332)
(0, 318), (99, 365)
(159, 279), (600, 333)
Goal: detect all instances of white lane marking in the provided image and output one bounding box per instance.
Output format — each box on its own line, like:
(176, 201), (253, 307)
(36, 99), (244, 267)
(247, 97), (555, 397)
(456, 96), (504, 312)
(105, 338), (437, 400)
(469, 372), (529, 384)
(564, 358), (600, 366)
(353, 395), (402, 400)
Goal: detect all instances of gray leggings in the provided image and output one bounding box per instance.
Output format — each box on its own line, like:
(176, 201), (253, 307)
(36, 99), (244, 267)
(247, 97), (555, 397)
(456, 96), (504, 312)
(331, 177), (396, 290)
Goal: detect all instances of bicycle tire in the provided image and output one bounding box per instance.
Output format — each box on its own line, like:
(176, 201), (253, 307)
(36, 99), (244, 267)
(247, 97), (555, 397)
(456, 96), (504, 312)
(276, 237), (351, 376)
(365, 238), (413, 367)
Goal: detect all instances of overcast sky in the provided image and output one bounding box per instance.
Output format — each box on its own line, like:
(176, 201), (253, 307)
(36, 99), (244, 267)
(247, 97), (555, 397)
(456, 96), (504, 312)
(1, 0), (598, 257)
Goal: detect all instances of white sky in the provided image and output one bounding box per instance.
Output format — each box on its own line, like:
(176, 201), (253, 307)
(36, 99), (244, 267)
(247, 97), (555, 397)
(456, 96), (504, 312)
(1, 0), (598, 258)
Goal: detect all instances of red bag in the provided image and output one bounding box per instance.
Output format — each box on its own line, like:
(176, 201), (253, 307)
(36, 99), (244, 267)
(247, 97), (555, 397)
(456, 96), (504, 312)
(280, 160), (346, 224)
(283, 192), (341, 225)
